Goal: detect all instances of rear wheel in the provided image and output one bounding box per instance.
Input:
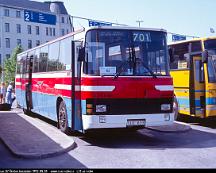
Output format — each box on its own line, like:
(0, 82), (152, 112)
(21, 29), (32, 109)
(173, 97), (179, 121)
(58, 101), (70, 134)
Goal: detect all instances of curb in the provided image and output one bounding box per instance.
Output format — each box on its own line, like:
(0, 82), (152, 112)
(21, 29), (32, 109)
(0, 110), (77, 159)
(146, 122), (192, 134)
(0, 135), (77, 159)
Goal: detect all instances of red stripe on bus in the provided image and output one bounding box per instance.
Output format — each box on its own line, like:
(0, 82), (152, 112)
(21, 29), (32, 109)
(16, 77), (173, 99)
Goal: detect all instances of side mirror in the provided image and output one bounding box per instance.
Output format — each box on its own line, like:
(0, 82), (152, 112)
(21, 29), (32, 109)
(78, 47), (85, 62)
(168, 47), (174, 63)
(202, 50), (208, 63)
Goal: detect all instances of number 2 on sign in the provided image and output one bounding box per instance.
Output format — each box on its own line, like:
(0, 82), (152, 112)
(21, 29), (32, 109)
(25, 12), (30, 21)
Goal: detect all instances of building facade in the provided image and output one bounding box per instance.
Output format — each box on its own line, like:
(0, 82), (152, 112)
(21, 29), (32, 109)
(0, 0), (72, 66)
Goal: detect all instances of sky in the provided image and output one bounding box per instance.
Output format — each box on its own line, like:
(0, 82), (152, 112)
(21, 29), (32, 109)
(38, 0), (216, 41)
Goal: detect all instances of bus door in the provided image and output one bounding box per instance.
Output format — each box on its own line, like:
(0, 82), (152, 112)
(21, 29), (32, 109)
(71, 41), (83, 131)
(204, 56), (216, 118)
(19, 55), (26, 108)
(190, 55), (205, 117)
(25, 56), (33, 111)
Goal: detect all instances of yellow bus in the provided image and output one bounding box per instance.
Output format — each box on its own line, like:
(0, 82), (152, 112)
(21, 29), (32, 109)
(169, 37), (216, 119)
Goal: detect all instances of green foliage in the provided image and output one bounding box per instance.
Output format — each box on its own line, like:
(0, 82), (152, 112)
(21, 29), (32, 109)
(3, 45), (23, 84)
(0, 66), (2, 75)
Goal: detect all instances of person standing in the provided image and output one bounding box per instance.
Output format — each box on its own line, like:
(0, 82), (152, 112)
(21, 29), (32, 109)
(0, 82), (6, 104)
(5, 82), (14, 106)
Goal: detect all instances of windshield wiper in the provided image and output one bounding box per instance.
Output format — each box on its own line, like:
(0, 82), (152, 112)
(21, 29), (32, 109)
(113, 47), (157, 79)
(139, 61), (157, 78)
(113, 60), (130, 79)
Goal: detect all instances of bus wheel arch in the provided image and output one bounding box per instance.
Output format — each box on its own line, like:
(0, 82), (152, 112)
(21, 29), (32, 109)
(56, 97), (63, 124)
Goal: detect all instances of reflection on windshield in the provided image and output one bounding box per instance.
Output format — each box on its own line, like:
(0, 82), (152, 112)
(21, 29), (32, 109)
(84, 29), (169, 76)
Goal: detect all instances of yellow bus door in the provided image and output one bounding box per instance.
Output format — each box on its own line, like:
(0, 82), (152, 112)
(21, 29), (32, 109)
(190, 56), (205, 117)
(204, 58), (216, 118)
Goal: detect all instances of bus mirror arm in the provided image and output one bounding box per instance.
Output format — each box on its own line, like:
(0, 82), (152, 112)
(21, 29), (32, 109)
(202, 50), (208, 63)
(78, 47), (85, 62)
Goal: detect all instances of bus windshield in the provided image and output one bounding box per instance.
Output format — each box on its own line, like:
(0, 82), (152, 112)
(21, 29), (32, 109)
(84, 29), (169, 76)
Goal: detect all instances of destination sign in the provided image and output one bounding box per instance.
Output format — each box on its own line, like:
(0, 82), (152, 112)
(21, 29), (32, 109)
(89, 20), (112, 27)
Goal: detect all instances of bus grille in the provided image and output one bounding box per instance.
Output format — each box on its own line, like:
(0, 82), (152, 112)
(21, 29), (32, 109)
(86, 98), (173, 115)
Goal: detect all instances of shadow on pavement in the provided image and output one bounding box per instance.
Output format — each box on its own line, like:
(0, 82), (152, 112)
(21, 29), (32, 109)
(79, 127), (216, 150)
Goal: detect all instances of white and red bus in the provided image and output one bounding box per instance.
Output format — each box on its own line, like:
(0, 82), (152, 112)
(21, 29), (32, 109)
(15, 26), (175, 134)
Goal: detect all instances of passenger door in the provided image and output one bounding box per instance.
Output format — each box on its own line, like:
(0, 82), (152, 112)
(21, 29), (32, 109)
(190, 56), (205, 117)
(71, 41), (83, 131)
(25, 56), (33, 111)
(20, 54), (27, 108)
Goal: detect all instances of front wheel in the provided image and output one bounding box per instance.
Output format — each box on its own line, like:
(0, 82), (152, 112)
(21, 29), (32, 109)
(173, 97), (179, 121)
(58, 101), (70, 135)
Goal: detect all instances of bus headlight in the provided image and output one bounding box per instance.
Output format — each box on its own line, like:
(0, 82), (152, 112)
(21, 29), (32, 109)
(96, 105), (107, 113)
(161, 104), (171, 111)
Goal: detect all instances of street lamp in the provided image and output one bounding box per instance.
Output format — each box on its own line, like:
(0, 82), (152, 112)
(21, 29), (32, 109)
(136, 20), (144, 27)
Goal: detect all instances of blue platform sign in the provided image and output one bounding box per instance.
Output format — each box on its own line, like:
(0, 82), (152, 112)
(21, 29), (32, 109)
(24, 10), (56, 25)
(89, 20), (112, 27)
(172, 34), (186, 42)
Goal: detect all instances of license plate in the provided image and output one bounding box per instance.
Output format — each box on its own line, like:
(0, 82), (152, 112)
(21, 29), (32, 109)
(127, 119), (146, 127)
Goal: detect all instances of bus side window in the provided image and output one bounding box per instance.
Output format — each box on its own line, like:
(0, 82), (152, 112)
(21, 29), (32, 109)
(191, 41), (202, 52)
(59, 38), (71, 71)
(39, 46), (48, 72)
(22, 56), (27, 74)
(33, 49), (40, 73)
(17, 57), (21, 74)
(170, 41), (202, 70)
(48, 42), (59, 72)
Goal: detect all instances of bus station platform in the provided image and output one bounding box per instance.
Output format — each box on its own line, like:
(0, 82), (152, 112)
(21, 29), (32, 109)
(0, 109), (76, 159)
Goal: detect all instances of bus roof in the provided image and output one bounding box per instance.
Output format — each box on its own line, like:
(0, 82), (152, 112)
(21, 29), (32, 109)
(169, 36), (216, 46)
(86, 26), (167, 33)
(18, 26), (167, 56)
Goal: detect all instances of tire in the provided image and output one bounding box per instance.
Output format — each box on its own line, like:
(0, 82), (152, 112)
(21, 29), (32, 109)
(58, 101), (70, 134)
(173, 97), (179, 121)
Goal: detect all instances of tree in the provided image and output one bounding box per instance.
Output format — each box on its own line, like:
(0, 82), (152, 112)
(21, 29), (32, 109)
(0, 66), (2, 75)
(0, 65), (3, 82)
(4, 45), (23, 84)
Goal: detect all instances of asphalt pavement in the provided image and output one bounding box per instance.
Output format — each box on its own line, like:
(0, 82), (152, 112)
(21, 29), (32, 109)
(0, 108), (191, 159)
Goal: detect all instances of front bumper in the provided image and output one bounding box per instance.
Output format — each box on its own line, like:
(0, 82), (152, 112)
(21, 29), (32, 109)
(82, 113), (175, 130)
